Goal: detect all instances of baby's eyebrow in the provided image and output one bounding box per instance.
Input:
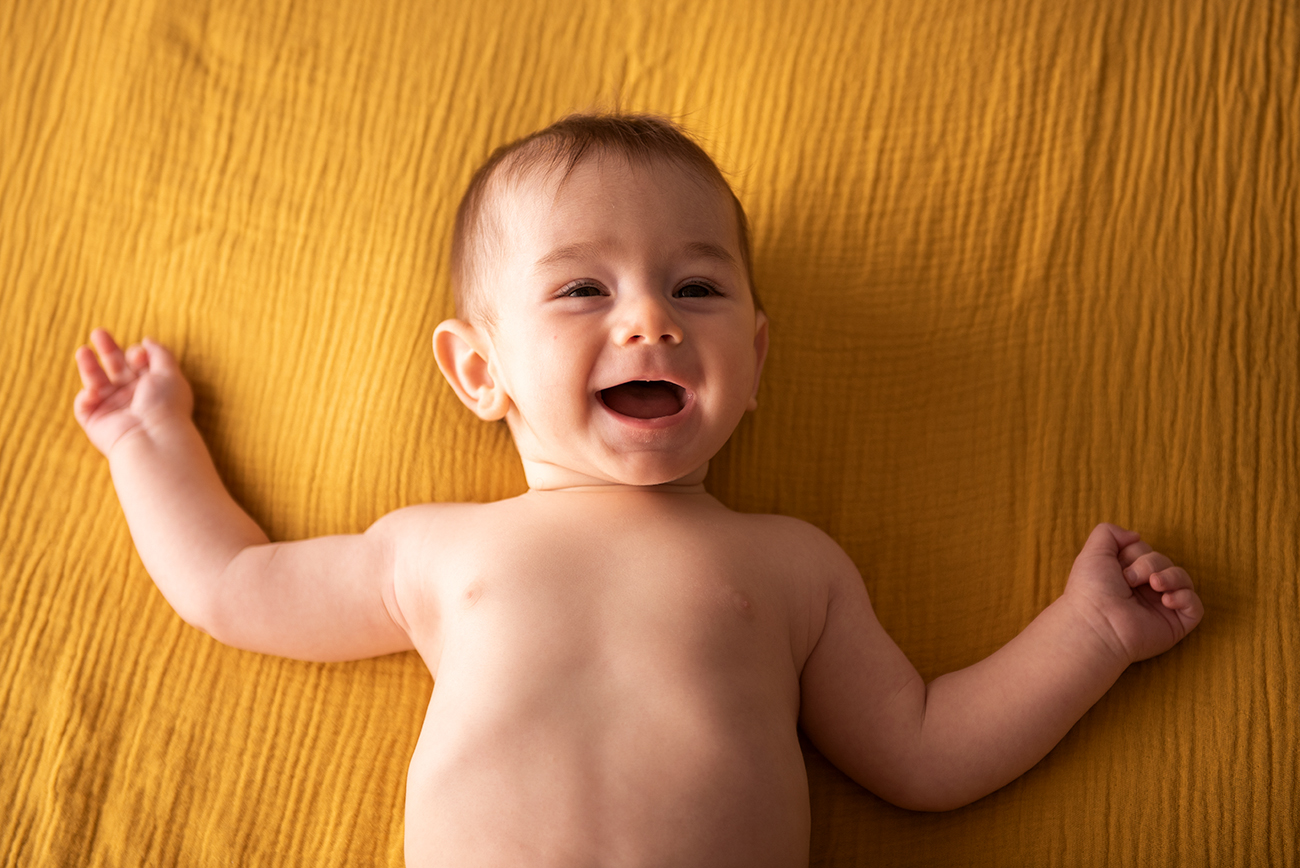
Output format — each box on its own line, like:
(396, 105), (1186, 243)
(680, 241), (738, 267)
(534, 241), (606, 270)
(533, 240), (738, 271)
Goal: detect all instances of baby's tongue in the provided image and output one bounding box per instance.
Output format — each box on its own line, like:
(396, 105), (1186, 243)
(601, 381), (682, 419)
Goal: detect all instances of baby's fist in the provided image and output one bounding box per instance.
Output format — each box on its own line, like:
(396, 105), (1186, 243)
(1064, 523), (1204, 665)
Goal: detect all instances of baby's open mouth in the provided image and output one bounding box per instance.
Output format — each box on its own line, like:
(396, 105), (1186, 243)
(599, 380), (686, 419)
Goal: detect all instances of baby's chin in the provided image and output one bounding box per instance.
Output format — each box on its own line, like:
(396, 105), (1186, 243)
(597, 449), (714, 486)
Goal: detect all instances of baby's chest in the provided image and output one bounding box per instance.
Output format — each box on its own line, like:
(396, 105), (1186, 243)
(428, 534), (799, 676)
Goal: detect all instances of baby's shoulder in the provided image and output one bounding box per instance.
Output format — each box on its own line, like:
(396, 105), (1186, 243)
(366, 498), (508, 543)
(366, 500), (463, 531)
(721, 510), (857, 572)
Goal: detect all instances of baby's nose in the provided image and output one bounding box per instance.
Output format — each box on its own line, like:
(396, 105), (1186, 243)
(614, 295), (683, 345)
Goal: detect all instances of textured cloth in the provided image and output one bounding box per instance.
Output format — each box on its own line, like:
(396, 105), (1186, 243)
(1, 0), (1296, 864)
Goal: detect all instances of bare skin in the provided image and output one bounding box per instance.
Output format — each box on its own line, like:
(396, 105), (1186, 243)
(73, 158), (1203, 866)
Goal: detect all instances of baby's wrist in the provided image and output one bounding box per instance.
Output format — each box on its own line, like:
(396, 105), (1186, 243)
(106, 412), (196, 463)
(1055, 591), (1134, 670)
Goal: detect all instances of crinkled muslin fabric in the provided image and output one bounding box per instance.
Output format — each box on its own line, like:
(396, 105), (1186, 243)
(1, 0), (1296, 864)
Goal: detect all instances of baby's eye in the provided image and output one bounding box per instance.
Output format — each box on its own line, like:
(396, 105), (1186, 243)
(562, 282), (606, 298)
(674, 282), (718, 299)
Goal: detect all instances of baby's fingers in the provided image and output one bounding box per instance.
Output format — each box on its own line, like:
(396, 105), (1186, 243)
(75, 344), (111, 392)
(1151, 566), (1203, 628)
(125, 344), (149, 376)
(1161, 587), (1204, 627)
(140, 337), (179, 374)
(1123, 550), (1173, 587)
(1150, 566), (1192, 593)
(1119, 539), (1153, 568)
(72, 383), (99, 424)
(89, 328), (134, 385)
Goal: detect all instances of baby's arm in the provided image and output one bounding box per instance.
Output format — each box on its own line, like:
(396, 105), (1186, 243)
(798, 523), (1203, 811)
(73, 329), (413, 662)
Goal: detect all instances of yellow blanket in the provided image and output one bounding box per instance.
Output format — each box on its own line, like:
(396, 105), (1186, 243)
(2, 0), (1295, 864)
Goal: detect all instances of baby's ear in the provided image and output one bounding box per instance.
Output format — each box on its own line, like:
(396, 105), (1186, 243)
(432, 319), (510, 421)
(748, 310), (770, 412)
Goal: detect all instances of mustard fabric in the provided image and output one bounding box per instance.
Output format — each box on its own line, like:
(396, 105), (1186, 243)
(2, 0), (1296, 864)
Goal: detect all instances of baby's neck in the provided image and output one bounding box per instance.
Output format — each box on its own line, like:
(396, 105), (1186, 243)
(521, 459), (711, 495)
(526, 481), (710, 496)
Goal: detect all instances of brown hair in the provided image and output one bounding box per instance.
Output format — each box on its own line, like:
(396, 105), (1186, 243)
(450, 112), (757, 323)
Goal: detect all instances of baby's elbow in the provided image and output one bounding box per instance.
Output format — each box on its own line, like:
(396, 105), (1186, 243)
(868, 767), (986, 813)
(154, 558), (246, 645)
(883, 788), (978, 813)
(160, 585), (221, 640)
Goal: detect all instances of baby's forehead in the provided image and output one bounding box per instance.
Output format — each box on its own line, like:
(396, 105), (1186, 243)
(465, 150), (752, 314)
(494, 154), (728, 222)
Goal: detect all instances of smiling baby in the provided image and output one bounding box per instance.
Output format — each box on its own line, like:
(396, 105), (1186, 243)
(73, 113), (1203, 867)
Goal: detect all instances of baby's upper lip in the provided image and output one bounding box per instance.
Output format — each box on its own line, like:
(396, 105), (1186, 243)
(595, 371), (691, 393)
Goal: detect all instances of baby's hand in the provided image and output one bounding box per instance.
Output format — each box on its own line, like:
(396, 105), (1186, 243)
(1063, 523), (1204, 665)
(73, 329), (194, 457)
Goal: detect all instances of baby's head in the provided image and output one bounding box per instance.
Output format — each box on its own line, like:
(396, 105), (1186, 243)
(435, 113), (768, 490)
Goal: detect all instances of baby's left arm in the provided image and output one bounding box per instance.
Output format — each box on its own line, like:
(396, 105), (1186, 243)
(798, 523), (1203, 811)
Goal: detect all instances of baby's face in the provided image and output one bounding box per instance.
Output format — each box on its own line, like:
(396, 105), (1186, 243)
(472, 157), (767, 488)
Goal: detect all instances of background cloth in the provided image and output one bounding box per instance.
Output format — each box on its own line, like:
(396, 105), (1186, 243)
(2, 0), (1297, 864)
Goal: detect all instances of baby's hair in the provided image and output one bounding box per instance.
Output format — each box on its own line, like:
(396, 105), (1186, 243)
(450, 112), (757, 324)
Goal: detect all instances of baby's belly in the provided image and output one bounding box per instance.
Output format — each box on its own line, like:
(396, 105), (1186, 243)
(402, 654), (810, 867)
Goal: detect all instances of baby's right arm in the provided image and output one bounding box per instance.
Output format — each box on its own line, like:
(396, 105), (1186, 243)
(73, 329), (414, 662)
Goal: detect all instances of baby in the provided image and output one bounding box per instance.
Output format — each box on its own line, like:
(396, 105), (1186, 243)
(73, 113), (1203, 867)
